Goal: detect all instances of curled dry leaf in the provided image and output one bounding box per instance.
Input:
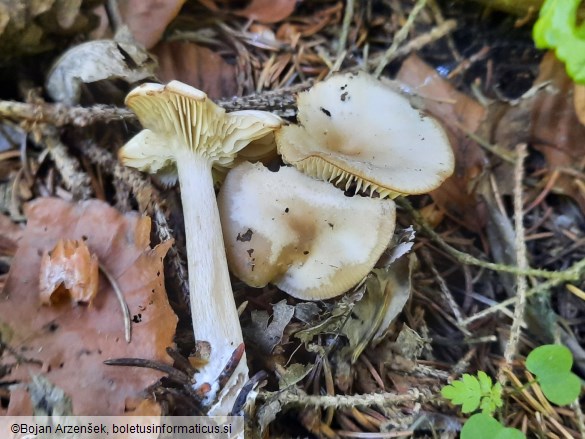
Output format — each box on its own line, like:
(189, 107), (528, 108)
(45, 40), (156, 105)
(0, 198), (177, 415)
(244, 300), (295, 354)
(396, 55), (488, 231)
(117, 0), (186, 49)
(152, 42), (238, 100)
(39, 238), (99, 305)
(342, 254), (415, 364)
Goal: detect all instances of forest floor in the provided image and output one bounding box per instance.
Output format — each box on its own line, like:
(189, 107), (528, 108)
(0, 0), (584, 437)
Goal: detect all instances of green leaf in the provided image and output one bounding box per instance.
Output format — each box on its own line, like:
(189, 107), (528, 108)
(495, 427), (526, 439)
(441, 374), (481, 413)
(477, 370), (493, 395)
(526, 344), (572, 376)
(538, 372), (581, 406)
(461, 413), (504, 439)
(532, 0), (585, 83)
(490, 382), (503, 408)
(480, 385), (503, 416)
(526, 344), (581, 405)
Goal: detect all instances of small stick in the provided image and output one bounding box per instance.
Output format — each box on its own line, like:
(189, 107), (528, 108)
(499, 143), (528, 383)
(104, 357), (190, 384)
(374, 0), (429, 77)
(41, 127), (93, 200)
(461, 259), (585, 325)
(337, 0), (355, 59)
(259, 387), (433, 409)
(398, 197), (584, 281)
(99, 263), (131, 343)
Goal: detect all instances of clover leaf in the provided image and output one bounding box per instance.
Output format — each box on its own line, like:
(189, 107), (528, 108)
(526, 344), (581, 405)
(461, 414), (525, 439)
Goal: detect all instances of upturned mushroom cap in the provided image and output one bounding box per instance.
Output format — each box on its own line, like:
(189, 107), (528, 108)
(275, 71), (455, 198)
(218, 161), (396, 300)
(118, 80), (282, 177)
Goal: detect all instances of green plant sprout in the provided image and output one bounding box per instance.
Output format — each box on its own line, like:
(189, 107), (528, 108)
(532, 0), (585, 83)
(441, 344), (582, 438)
(441, 371), (503, 415)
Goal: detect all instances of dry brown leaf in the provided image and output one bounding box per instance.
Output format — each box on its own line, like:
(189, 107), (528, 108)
(529, 52), (585, 213)
(39, 238), (99, 305)
(201, 0), (296, 23)
(117, 0), (186, 49)
(575, 84), (585, 126)
(0, 212), (23, 256)
(396, 55), (488, 231)
(233, 0), (297, 23)
(0, 198), (178, 415)
(152, 41), (238, 99)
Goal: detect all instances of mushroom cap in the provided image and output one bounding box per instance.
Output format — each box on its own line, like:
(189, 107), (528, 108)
(218, 161), (396, 300)
(275, 71), (455, 198)
(118, 81), (282, 176)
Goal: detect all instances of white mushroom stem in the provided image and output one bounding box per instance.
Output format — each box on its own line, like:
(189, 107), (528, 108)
(175, 149), (247, 411)
(117, 81), (282, 417)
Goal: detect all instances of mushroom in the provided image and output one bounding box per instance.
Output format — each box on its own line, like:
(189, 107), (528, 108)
(218, 161), (396, 299)
(275, 71), (455, 198)
(118, 81), (282, 413)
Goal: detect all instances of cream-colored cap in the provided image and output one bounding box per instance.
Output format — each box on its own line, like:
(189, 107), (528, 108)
(118, 81), (282, 179)
(218, 161), (396, 299)
(276, 72), (455, 198)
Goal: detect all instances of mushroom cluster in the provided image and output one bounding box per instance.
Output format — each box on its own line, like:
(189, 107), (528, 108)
(117, 71), (454, 415)
(220, 71), (455, 298)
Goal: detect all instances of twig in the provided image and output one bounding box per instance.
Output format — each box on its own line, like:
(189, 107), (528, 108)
(420, 248), (470, 336)
(41, 127), (93, 200)
(0, 101), (135, 127)
(99, 263), (131, 343)
(427, 0), (461, 62)
(366, 19), (456, 72)
(260, 387), (433, 409)
(0, 82), (309, 127)
(374, 0), (429, 77)
(398, 197), (585, 281)
(499, 144), (529, 383)
(572, 399), (585, 438)
(337, 0), (355, 59)
(461, 258), (585, 325)
(104, 358), (191, 384)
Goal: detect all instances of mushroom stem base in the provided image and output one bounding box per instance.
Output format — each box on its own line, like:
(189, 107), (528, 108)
(176, 151), (248, 414)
